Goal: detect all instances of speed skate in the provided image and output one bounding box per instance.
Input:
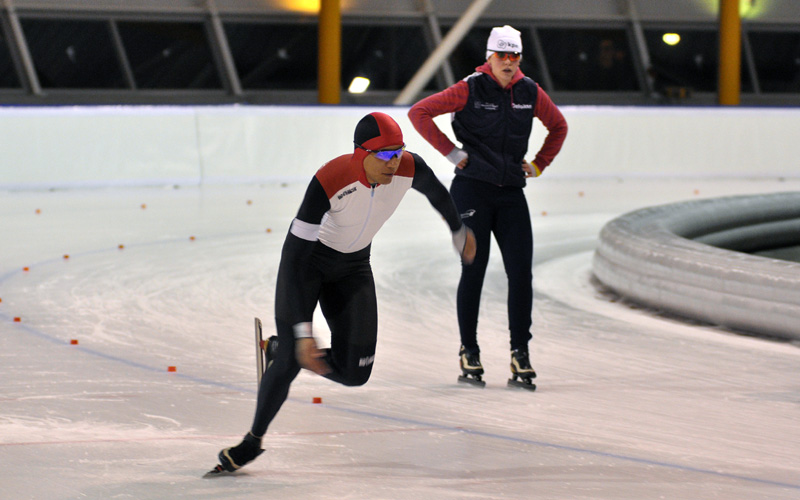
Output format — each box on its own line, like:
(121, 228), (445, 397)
(457, 345), (486, 387)
(457, 373), (486, 387)
(203, 317), (267, 478)
(507, 348), (537, 391)
(507, 374), (536, 391)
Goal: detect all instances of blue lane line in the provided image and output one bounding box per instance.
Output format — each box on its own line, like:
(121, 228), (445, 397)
(0, 312), (249, 393)
(2, 240), (799, 491)
(315, 403), (800, 490)
(6, 313), (799, 491)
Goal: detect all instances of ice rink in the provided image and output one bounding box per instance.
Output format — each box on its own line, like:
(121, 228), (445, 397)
(2, 175), (799, 499)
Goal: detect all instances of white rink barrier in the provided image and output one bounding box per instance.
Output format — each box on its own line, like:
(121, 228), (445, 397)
(592, 192), (800, 341)
(3, 105), (800, 189)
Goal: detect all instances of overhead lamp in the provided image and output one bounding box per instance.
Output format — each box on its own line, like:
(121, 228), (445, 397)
(278, 0), (320, 14)
(662, 33), (681, 46)
(348, 77), (371, 94)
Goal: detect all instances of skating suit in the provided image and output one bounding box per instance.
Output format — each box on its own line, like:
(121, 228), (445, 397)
(251, 150), (462, 436)
(408, 63), (567, 352)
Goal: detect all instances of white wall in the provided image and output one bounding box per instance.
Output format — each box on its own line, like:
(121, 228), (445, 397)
(1, 107), (201, 188)
(2, 105), (800, 189)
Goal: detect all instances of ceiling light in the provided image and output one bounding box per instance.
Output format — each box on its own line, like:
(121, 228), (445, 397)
(348, 77), (370, 94)
(662, 33), (681, 46)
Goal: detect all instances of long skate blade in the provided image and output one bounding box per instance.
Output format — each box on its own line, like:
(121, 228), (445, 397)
(255, 317), (264, 385)
(507, 378), (537, 391)
(457, 375), (486, 387)
(203, 464), (231, 478)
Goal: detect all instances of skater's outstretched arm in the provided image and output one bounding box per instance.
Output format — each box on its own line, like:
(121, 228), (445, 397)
(410, 154), (476, 264)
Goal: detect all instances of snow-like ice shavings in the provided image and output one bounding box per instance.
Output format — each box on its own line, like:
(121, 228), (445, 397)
(0, 414), (197, 446)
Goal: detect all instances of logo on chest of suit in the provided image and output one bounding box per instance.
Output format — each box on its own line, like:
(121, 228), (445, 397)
(512, 103), (533, 110)
(473, 101), (499, 111)
(337, 186), (357, 200)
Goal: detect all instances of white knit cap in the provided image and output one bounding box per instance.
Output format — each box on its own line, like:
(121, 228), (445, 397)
(486, 25), (522, 60)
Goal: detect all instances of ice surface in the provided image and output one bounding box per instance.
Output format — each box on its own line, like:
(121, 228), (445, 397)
(2, 177), (799, 499)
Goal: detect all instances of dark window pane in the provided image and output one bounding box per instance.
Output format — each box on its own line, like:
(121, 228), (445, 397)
(117, 21), (221, 89)
(538, 28), (639, 91)
(644, 28), (719, 92)
(446, 26), (543, 85)
(341, 25), (435, 91)
(225, 22), (317, 90)
(0, 23), (21, 88)
(20, 19), (125, 89)
(749, 31), (800, 93)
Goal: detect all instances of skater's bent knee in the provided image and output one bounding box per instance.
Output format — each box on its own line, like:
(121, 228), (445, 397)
(335, 364), (372, 386)
(340, 371), (371, 387)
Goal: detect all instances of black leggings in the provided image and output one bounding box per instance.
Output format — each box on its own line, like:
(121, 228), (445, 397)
(450, 175), (533, 353)
(251, 243), (377, 437)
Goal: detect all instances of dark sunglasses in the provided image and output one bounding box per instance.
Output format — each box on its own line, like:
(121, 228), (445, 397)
(356, 144), (406, 161)
(494, 52), (521, 62)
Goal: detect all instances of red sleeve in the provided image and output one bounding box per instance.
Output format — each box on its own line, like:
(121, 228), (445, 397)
(531, 86), (568, 173)
(407, 80), (470, 157)
(314, 154), (353, 200)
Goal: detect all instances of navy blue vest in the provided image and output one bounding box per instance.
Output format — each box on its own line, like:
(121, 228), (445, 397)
(452, 72), (538, 187)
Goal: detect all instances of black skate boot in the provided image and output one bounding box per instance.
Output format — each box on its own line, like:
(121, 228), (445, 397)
(508, 348), (537, 391)
(263, 335), (279, 369)
(218, 432), (264, 473)
(457, 345), (486, 387)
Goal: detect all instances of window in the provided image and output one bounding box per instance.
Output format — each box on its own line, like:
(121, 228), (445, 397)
(225, 22), (317, 90)
(19, 18), (125, 89)
(341, 25), (434, 91)
(446, 26), (542, 84)
(644, 28), (719, 93)
(117, 21), (221, 89)
(538, 27), (638, 91)
(0, 23), (21, 88)
(748, 31), (800, 93)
